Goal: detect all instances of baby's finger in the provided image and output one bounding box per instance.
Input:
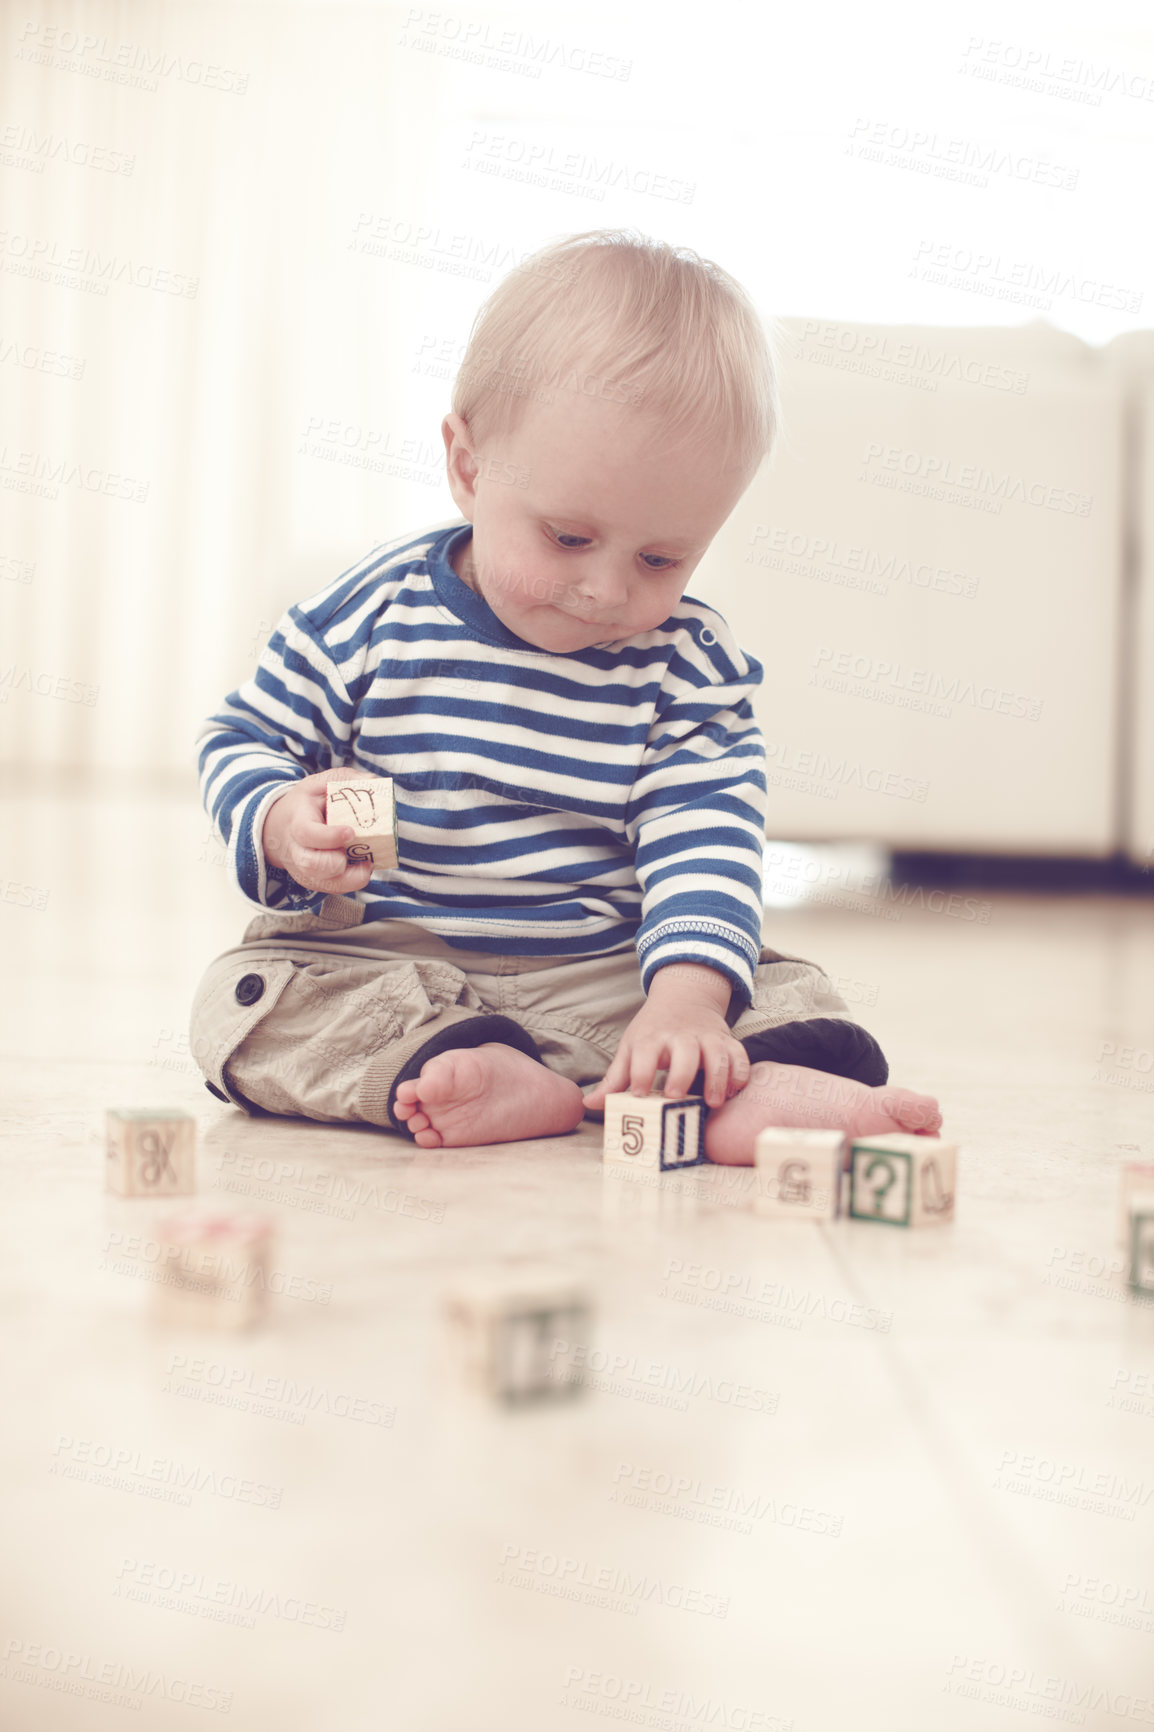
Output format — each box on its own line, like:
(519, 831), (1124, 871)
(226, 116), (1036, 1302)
(331, 860), (375, 893)
(585, 1048), (633, 1108)
(695, 1047), (736, 1110)
(726, 1040), (752, 1098)
(299, 816), (353, 850)
(625, 1042), (665, 1099)
(662, 1039), (704, 1101)
(292, 845), (359, 888)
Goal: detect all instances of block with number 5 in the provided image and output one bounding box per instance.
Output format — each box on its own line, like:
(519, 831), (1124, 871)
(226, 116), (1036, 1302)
(848, 1134), (957, 1227)
(602, 1092), (704, 1171)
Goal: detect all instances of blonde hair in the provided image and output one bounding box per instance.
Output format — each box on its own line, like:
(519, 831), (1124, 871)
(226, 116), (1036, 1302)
(450, 228), (780, 480)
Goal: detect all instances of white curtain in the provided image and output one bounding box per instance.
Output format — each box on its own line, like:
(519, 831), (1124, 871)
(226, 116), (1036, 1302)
(0, 0), (479, 779)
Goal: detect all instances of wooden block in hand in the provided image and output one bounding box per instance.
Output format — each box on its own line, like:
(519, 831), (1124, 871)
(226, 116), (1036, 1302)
(326, 772), (398, 871)
(151, 1212), (274, 1330)
(1118, 1163), (1154, 1245)
(445, 1265), (592, 1404)
(848, 1133), (957, 1227)
(603, 1092), (704, 1171)
(1127, 1194), (1154, 1293)
(106, 1109), (196, 1197)
(754, 1127), (844, 1219)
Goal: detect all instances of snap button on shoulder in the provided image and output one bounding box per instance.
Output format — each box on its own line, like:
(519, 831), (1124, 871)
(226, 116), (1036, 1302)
(234, 972), (265, 1006)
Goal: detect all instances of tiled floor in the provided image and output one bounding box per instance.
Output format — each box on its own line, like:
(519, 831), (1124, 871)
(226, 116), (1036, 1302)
(1, 783), (1152, 1732)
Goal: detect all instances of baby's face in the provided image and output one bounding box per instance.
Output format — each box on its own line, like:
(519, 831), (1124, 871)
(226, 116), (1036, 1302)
(442, 391), (753, 654)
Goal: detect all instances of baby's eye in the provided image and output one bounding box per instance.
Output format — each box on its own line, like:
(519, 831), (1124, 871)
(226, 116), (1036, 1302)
(547, 528), (678, 570)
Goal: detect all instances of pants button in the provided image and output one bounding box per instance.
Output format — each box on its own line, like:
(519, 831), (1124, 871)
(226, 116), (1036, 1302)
(235, 972), (265, 1006)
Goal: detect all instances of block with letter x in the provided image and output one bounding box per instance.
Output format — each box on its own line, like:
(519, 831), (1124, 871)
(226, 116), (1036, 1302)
(602, 1092), (704, 1171)
(848, 1133), (957, 1227)
(106, 1109), (196, 1197)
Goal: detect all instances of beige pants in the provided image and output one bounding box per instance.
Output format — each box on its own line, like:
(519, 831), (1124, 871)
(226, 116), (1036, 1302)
(189, 896), (870, 1137)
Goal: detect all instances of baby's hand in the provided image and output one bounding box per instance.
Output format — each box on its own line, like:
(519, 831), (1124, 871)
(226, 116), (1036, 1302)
(584, 964), (750, 1112)
(260, 769), (375, 896)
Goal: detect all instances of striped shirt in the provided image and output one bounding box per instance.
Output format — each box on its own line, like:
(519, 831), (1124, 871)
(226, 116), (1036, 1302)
(197, 519), (768, 1002)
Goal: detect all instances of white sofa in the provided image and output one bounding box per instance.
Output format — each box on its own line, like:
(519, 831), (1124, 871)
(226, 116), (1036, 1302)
(694, 317), (1147, 861)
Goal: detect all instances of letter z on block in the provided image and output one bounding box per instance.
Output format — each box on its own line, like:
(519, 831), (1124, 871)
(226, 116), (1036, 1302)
(325, 772), (398, 871)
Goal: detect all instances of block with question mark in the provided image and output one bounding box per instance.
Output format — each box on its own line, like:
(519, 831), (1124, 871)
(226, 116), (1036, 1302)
(848, 1134), (957, 1227)
(325, 771), (398, 871)
(753, 1128), (845, 1219)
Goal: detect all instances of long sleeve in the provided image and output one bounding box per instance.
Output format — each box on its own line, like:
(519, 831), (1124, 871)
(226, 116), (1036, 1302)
(194, 521), (768, 967)
(627, 632), (767, 1006)
(197, 608), (359, 912)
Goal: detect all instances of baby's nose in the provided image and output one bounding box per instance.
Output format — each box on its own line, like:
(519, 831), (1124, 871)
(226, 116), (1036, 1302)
(574, 560), (629, 610)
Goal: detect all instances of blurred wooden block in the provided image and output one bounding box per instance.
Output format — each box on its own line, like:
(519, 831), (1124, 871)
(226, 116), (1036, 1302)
(1127, 1195), (1154, 1293)
(326, 772), (398, 871)
(848, 1134), (957, 1227)
(1118, 1162), (1154, 1245)
(151, 1212), (274, 1330)
(106, 1109), (195, 1197)
(445, 1265), (592, 1404)
(603, 1092), (704, 1171)
(754, 1128), (845, 1219)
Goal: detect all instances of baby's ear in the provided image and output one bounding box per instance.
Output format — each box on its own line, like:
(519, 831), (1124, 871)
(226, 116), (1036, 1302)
(441, 414), (479, 495)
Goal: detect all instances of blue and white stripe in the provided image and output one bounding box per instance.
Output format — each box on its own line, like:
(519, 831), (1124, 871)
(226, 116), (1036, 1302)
(197, 519), (768, 1001)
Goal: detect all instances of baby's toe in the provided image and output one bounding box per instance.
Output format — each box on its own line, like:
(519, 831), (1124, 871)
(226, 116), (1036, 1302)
(897, 1091), (941, 1133)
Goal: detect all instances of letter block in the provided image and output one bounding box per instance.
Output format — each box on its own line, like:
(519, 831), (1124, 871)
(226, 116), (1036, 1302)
(848, 1134), (957, 1227)
(1128, 1195), (1154, 1293)
(1118, 1163), (1154, 1245)
(106, 1109), (196, 1197)
(445, 1265), (593, 1404)
(602, 1092), (704, 1170)
(151, 1212), (274, 1330)
(325, 771), (398, 871)
(754, 1128), (845, 1219)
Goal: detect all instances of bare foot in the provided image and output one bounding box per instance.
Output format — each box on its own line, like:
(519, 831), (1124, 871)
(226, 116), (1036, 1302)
(392, 1043), (586, 1148)
(705, 1061), (942, 1166)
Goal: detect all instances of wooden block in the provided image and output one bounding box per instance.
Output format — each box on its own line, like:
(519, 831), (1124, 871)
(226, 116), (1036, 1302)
(445, 1265), (592, 1404)
(1127, 1194), (1154, 1293)
(325, 772), (398, 871)
(602, 1092), (704, 1171)
(753, 1128), (844, 1219)
(106, 1109), (196, 1197)
(151, 1212), (274, 1330)
(1118, 1163), (1154, 1245)
(848, 1134), (957, 1227)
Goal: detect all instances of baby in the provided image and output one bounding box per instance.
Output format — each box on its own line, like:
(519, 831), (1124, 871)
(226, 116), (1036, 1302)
(191, 227), (941, 1159)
